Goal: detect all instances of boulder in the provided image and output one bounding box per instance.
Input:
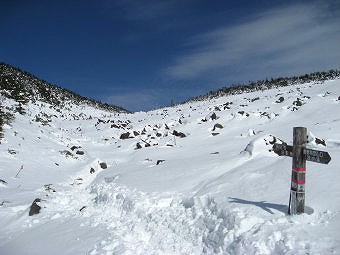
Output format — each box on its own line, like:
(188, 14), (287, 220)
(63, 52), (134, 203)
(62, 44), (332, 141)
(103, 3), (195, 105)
(111, 124), (120, 129)
(238, 111), (249, 117)
(70, 145), (80, 151)
(76, 150), (84, 155)
(202, 112), (218, 122)
(173, 130), (186, 138)
(315, 137), (326, 146)
(212, 123), (223, 131)
(293, 98), (303, 107)
(120, 132), (131, 140)
(29, 198), (41, 216)
(156, 160), (165, 165)
(99, 162), (107, 169)
(223, 102), (232, 109)
(136, 142), (142, 149)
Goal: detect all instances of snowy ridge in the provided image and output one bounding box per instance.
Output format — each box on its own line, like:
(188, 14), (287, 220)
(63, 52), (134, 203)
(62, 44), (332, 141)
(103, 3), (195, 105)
(1, 78), (340, 254)
(0, 63), (128, 127)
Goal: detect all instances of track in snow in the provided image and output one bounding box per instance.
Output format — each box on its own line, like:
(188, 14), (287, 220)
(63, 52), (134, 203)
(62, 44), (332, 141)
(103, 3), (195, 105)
(27, 173), (334, 255)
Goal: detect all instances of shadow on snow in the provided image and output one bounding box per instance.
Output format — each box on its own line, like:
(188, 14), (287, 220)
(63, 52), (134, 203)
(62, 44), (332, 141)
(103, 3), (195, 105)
(228, 197), (288, 214)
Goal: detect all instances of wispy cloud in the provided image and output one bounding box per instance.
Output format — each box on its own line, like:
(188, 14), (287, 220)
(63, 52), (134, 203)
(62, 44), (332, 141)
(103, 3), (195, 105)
(164, 2), (340, 81)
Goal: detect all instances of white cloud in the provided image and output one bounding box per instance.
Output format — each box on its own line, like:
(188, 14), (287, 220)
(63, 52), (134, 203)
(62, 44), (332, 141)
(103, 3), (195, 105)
(164, 2), (340, 81)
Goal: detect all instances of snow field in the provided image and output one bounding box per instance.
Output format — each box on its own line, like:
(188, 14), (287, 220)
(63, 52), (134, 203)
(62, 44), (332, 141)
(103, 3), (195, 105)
(1, 79), (340, 254)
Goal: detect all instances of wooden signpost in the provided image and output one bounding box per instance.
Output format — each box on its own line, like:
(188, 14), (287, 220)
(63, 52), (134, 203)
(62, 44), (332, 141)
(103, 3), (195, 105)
(273, 127), (331, 215)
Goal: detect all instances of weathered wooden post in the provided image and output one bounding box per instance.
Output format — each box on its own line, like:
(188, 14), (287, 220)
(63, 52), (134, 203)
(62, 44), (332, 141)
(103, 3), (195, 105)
(273, 127), (331, 215)
(289, 127), (307, 215)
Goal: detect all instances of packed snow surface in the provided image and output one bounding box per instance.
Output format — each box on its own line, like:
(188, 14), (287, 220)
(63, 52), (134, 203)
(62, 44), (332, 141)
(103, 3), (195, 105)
(1, 80), (340, 254)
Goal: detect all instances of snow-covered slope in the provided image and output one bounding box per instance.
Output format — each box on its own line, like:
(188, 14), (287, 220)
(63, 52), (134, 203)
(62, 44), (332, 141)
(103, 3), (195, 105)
(1, 78), (340, 254)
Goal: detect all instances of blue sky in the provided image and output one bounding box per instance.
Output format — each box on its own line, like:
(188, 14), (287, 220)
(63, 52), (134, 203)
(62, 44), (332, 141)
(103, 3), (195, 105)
(1, 0), (340, 111)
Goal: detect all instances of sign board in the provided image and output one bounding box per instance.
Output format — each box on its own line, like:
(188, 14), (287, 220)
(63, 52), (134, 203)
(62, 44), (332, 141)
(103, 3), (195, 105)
(303, 148), (331, 164)
(273, 143), (292, 157)
(273, 143), (331, 164)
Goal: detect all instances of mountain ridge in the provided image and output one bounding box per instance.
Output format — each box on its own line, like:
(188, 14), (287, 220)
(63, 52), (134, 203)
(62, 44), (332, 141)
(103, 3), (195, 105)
(0, 62), (130, 141)
(185, 69), (340, 103)
(0, 62), (129, 113)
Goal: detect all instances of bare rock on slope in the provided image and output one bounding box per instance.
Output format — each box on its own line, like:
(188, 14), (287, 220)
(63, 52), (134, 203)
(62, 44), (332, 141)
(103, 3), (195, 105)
(212, 123), (223, 131)
(99, 162), (108, 169)
(29, 198), (42, 216)
(120, 132), (131, 140)
(173, 130), (186, 138)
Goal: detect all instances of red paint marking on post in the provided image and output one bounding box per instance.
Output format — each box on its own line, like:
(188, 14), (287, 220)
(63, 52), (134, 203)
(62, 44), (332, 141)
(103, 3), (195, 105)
(292, 166), (306, 172)
(292, 178), (306, 184)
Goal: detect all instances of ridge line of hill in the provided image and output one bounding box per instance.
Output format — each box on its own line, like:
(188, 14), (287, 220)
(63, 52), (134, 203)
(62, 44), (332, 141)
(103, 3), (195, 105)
(184, 69), (340, 104)
(0, 62), (130, 142)
(0, 62), (129, 113)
